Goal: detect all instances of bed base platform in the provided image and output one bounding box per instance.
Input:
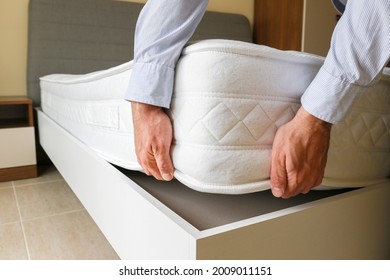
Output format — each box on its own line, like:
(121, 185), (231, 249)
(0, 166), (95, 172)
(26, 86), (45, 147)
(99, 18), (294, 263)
(37, 109), (390, 259)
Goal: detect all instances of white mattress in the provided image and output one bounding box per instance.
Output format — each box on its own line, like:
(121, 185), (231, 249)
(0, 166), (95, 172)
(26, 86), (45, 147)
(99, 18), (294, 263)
(40, 39), (390, 194)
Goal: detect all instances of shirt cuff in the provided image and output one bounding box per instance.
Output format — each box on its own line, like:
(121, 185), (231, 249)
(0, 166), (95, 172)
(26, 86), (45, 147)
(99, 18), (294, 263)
(301, 67), (365, 124)
(125, 62), (175, 108)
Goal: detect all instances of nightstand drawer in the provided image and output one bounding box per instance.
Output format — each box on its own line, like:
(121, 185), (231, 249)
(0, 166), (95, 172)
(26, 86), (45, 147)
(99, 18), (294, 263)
(0, 97), (37, 181)
(0, 127), (37, 169)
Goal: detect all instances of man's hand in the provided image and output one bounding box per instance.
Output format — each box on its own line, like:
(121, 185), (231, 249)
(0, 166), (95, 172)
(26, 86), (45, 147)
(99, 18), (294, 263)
(271, 107), (332, 198)
(131, 102), (174, 181)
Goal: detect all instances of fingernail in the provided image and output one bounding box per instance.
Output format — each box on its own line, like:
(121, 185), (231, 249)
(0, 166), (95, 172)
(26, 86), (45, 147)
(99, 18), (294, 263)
(162, 173), (173, 181)
(272, 188), (283, 197)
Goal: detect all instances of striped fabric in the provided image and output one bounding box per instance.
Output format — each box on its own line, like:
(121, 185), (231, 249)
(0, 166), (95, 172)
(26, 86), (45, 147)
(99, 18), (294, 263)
(302, 0), (390, 123)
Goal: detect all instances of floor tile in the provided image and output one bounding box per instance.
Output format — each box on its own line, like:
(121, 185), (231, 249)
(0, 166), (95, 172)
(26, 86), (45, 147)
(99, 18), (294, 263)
(0, 188), (20, 225)
(16, 180), (84, 220)
(0, 223), (28, 260)
(24, 210), (119, 260)
(13, 165), (63, 187)
(0, 181), (12, 189)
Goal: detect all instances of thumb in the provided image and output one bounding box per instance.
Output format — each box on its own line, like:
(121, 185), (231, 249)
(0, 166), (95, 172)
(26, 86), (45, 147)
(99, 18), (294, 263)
(270, 151), (287, 198)
(155, 148), (174, 181)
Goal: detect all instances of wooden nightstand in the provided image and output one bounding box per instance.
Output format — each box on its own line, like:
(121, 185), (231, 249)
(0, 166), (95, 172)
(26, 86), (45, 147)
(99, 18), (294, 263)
(254, 0), (339, 56)
(0, 96), (37, 182)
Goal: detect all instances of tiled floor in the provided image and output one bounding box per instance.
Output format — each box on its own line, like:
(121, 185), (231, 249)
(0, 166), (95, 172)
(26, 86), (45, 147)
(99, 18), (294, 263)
(0, 165), (119, 260)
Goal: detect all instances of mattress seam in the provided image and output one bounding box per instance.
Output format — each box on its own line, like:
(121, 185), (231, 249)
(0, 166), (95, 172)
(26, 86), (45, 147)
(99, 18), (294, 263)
(173, 142), (272, 150)
(172, 92), (301, 103)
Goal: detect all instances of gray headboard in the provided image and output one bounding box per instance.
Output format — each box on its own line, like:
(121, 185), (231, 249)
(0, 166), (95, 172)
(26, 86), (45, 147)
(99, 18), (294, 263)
(27, 0), (252, 106)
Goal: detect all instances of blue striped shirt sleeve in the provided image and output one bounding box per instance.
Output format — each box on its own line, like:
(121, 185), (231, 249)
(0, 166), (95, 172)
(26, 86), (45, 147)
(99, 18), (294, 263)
(125, 0), (209, 108)
(301, 0), (390, 123)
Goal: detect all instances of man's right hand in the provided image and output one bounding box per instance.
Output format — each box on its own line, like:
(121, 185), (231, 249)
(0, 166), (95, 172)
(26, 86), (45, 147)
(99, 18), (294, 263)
(131, 102), (174, 181)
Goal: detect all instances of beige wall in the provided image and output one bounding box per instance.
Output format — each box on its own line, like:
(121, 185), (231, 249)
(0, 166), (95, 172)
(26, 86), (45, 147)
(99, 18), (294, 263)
(0, 0), (254, 98)
(302, 0), (339, 56)
(0, 0), (29, 97)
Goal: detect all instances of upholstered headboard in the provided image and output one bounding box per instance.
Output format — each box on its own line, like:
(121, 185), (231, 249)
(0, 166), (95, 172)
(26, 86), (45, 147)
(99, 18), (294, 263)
(27, 0), (252, 106)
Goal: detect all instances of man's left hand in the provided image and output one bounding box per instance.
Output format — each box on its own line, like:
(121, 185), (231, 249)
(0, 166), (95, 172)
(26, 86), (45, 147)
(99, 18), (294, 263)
(270, 106), (332, 198)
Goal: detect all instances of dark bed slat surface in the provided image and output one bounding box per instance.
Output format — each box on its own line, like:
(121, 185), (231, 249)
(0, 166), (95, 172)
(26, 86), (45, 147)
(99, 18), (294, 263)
(117, 167), (356, 231)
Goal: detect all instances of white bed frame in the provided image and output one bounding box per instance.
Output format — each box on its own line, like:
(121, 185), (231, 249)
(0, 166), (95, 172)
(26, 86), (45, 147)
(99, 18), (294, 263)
(37, 109), (390, 260)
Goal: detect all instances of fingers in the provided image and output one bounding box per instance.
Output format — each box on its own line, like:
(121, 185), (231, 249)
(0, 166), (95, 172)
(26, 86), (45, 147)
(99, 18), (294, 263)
(139, 150), (173, 181)
(138, 149), (164, 180)
(140, 140), (174, 181)
(282, 162), (320, 198)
